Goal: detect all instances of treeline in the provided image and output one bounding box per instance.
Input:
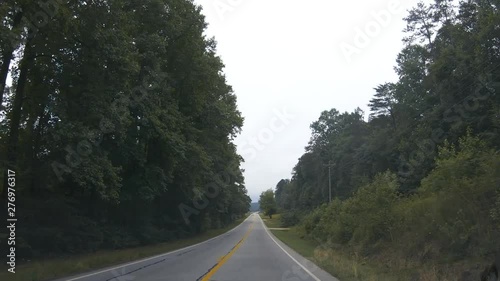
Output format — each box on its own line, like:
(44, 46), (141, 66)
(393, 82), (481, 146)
(0, 0), (250, 259)
(275, 0), (500, 272)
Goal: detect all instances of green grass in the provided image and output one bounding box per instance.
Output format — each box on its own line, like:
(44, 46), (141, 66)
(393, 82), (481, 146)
(271, 229), (316, 258)
(273, 230), (404, 281)
(0, 216), (248, 281)
(259, 213), (283, 228)
(260, 214), (404, 281)
(261, 217), (483, 281)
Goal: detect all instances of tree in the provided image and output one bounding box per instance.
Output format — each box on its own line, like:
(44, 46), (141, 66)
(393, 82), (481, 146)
(368, 83), (398, 129)
(259, 189), (277, 219)
(272, 1), (500, 276)
(0, 0), (250, 257)
(403, 1), (437, 48)
(275, 179), (290, 210)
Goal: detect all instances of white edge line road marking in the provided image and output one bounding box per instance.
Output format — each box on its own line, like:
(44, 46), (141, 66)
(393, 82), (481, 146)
(65, 214), (254, 281)
(259, 215), (322, 281)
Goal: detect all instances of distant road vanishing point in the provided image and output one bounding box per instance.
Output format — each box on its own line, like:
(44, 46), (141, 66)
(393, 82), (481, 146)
(55, 213), (339, 281)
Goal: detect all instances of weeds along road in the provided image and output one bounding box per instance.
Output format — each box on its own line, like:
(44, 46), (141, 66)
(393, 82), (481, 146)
(54, 213), (339, 281)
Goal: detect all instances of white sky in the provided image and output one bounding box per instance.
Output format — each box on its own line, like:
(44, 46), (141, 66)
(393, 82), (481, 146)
(194, 0), (422, 202)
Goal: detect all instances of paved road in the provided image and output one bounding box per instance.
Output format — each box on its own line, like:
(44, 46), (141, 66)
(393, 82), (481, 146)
(56, 213), (339, 281)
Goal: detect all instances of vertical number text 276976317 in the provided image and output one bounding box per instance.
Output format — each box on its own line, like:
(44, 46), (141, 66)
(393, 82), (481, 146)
(6, 169), (16, 274)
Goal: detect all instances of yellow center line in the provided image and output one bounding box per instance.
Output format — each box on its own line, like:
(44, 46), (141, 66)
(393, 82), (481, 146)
(200, 223), (254, 281)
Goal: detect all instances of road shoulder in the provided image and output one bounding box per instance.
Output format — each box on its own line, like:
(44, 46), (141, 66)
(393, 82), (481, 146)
(258, 214), (340, 281)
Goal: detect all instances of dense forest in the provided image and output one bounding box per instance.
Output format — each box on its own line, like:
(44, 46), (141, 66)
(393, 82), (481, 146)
(0, 0), (250, 259)
(274, 0), (500, 276)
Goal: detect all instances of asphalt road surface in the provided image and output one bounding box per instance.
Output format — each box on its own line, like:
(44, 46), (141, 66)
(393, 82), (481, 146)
(55, 213), (339, 281)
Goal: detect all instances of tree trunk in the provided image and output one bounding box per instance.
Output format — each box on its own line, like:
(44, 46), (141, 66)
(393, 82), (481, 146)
(2, 35), (33, 200)
(0, 11), (23, 110)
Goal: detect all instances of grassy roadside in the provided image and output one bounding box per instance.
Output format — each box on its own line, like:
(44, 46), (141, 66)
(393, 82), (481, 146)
(260, 214), (316, 262)
(260, 214), (406, 281)
(260, 213), (283, 228)
(0, 215), (249, 281)
(260, 214), (485, 281)
(261, 214), (368, 281)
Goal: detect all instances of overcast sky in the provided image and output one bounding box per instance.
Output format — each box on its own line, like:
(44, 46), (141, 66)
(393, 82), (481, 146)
(193, 0), (423, 202)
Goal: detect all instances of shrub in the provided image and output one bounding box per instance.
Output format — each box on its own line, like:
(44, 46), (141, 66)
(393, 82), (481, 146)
(280, 210), (301, 227)
(298, 133), (500, 263)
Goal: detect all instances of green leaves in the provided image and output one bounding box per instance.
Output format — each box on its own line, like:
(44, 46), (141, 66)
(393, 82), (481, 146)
(259, 189), (277, 218)
(0, 0), (249, 256)
(276, 0), (500, 267)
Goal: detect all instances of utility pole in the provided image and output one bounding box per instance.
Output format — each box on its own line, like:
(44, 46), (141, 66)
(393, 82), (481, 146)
(324, 161), (334, 203)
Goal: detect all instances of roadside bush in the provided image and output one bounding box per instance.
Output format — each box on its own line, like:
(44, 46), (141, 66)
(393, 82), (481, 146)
(317, 199), (349, 244)
(343, 171), (399, 248)
(280, 210), (301, 227)
(302, 204), (327, 236)
(301, 172), (399, 250)
(299, 133), (500, 264)
(396, 133), (500, 259)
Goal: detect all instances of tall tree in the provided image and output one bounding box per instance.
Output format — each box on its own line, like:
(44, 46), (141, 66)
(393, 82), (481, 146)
(259, 189), (277, 219)
(0, 0), (250, 257)
(369, 83), (398, 129)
